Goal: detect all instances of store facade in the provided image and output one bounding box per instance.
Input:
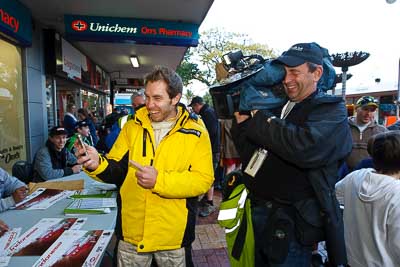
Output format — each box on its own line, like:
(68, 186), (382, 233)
(0, 0), (32, 172)
(43, 30), (109, 129)
(0, 1), (111, 172)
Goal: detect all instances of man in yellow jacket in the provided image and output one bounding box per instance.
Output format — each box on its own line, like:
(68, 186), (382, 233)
(77, 66), (214, 267)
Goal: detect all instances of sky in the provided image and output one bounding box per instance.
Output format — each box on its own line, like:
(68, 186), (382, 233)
(188, 0), (400, 97)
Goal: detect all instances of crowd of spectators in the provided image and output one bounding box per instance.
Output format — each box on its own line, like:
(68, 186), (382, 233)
(5, 49), (400, 267)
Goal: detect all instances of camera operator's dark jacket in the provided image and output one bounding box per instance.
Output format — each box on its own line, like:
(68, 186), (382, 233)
(231, 92), (352, 266)
(199, 104), (221, 155)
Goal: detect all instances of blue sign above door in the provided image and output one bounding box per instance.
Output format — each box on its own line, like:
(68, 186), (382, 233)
(65, 15), (199, 47)
(0, 0), (32, 46)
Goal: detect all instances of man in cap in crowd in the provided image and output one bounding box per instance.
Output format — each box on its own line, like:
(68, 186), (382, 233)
(66, 121), (94, 154)
(346, 95), (387, 171)
(189, 96), (221, 217)
(232, 42), (352, 266)
(33, 126), (81, 182)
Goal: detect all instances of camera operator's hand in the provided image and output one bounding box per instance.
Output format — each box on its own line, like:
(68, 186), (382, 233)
(76, 144), (100, 172)
(234, 112), (250, 124)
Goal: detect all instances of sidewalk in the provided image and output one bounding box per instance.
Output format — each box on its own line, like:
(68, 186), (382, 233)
(192, 190), (230, 267)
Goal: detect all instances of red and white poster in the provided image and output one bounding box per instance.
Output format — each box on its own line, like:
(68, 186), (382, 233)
(0, 228), (21, 267)
(33, 229), (113, 267)
(6, 217), (86, 256)
(14, 188), (74, 210)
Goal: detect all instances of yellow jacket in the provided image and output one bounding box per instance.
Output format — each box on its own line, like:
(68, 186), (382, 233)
(86, 104), (214, 252)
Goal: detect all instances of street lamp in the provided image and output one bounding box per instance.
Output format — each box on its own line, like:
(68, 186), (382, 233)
(332, 73), (352, 95)
(331, 51), (370, 99)
(335, 73), (353, 84)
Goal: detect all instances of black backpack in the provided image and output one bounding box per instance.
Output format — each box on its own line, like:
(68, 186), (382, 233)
(12, 160), (33, 184)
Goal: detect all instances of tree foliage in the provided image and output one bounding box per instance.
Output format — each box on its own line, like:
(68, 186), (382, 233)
(202, 92), (213, 106)
(176, 50), (205, 87)
(177, 28), (276, 87)
(183, 88), (195, 103)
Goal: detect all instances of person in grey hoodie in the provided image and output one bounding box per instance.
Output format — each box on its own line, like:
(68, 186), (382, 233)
(336, 131), (400, 267)
(0, 167), (27, 212)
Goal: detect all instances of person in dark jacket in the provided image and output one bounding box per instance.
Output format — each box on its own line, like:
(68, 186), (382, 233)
(33, 126), (81, 182)
(63, 103), (78, 136)
(231, 42), (352, 267)
(189, 96), (221, 217)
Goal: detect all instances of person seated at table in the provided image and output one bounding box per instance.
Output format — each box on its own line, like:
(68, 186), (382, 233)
(66, 121), (94, 154)
(0, 167), (27, 212)
(33, 126), (81, 182)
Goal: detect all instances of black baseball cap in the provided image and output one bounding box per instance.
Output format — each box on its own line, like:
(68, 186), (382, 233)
(273, 42), (323, 67)
(75, 120), (89, 129)
(189, 96), (204, 107)
(49, 126), (68, 137)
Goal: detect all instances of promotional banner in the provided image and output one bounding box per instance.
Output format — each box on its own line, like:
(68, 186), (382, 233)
(62, 38), (82, 80)
(0, 228), (21, 267)
(6, 218), (86, 256)
(14, 188), (74, 210)
(33, 229), (113, 267)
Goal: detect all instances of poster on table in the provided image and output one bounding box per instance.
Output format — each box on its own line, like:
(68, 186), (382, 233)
(14, 188), (74, 210)
(32, 229), (113, 267)
(5, 217), (86, 256)
(0, 228), (21, 267)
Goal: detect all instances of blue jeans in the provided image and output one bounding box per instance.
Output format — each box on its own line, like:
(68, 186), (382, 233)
(252, 203), (312, 267)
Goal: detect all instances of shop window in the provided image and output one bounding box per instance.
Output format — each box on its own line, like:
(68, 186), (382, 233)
(0, 39), (26, 172)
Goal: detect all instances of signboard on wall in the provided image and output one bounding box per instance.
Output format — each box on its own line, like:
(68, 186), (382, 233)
(62, 38), (82, 79)
(81, 55), (110, 91)
(64, 15), (199, 47)
(44, 30), (110, 92)
(0, 0), (32, 46)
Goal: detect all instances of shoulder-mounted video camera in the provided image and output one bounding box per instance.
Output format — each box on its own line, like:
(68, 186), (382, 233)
(209, 45), (336, 119)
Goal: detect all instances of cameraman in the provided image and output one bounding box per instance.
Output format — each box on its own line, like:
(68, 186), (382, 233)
(231, 42), (352, 267)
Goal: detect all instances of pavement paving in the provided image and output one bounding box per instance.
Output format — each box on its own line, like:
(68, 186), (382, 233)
(193, 190), (230, 267)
